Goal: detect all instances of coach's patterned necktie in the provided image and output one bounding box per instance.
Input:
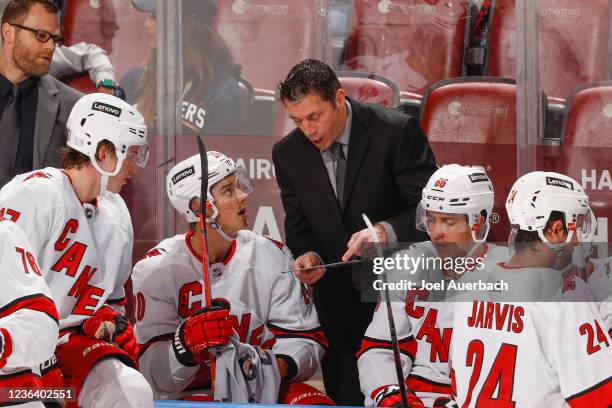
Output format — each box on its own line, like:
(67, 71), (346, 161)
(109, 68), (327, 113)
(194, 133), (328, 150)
(329, 141), (346, 209)
(0, 86), (20, 187)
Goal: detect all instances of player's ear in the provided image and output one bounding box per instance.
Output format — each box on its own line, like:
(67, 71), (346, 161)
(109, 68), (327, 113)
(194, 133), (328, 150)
(335, 88), (346, 109)
(94, 142), (118, 172)
(189, 198), (214, 218)
(545, 219), (566, 243)
(204, 200), (214, 218)
(478, 213), (487, 226)
(189, 197), (202, 217)
(1, 23), (14, 45)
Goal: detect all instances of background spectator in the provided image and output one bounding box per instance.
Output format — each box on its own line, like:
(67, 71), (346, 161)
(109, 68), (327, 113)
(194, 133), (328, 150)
(121, 0), (246, 135)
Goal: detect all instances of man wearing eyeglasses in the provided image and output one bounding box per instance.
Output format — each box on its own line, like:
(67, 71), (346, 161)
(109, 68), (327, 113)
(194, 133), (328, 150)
(0, 0), (81, 188)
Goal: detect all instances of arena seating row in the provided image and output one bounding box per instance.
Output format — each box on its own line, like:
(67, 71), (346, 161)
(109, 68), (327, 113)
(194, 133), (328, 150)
(329, 73), (609, 241)
(58, 0), (611, 140)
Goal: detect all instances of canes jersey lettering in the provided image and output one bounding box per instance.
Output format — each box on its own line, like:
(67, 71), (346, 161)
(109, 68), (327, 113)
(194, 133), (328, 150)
(132, 230), (326, 398)
(451, 263), (612, 407)
(358, 242), (509, 406)
(0, 168), (133, 329)
(0, 220), (59, 386)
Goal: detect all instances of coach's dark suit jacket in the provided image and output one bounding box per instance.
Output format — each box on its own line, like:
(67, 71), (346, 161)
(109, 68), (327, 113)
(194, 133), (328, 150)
(272, 98), (437, 403)
(33, 75), (82, 169)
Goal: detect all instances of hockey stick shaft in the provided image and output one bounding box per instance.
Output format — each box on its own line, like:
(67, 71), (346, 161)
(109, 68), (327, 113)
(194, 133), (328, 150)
(281, 258), (364, 274)
(196, 135), (212, 308)
(363, 214), (409, 408)
(195, 135), (217, 394)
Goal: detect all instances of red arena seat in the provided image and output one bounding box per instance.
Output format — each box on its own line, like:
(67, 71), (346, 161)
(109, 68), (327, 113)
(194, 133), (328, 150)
(420, 77), (518, 144)
(485, 0), (609, 103)
(420, 77), (526, 241)
(563, 82), (612, 148)
(216, 0), (331, 92)
(556, 82), (612, 244)
(337, 71), (400, 108)
(343, 0), (468, 99)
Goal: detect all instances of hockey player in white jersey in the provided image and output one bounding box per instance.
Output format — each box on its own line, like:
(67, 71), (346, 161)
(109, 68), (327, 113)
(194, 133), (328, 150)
(0, 220), (58, 407)
(0, 93), (153, 408)
(581, 256), (612, 335)
(358, 165), (508, 407)
(132, 151), (334, 404)
(451, 171), (612, 407)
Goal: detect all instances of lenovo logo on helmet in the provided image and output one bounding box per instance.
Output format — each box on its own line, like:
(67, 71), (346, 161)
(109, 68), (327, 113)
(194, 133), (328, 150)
(469, 173), (489, 183)
(546, 176), (574, 190)
(426, 195), (445, 201)
(172, 166), (195, 185)
(92, 102), (121, 117)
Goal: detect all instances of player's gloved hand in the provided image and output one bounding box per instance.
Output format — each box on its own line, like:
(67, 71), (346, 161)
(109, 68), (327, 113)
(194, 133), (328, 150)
(433, 397), (458, 408)
(0, 329), (12, 369)
(81, 305), (138, 358)
(173, 298), (233, 366)
(374, 385), (425, 408)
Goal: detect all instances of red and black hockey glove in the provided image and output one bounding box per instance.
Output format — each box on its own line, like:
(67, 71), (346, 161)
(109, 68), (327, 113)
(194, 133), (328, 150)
(433, 397), (458, 408)
(172, 298), (233, 366)
(0, 328), (12, 369)
(373, 385), (425, 408)
(81, 305), (138, 359)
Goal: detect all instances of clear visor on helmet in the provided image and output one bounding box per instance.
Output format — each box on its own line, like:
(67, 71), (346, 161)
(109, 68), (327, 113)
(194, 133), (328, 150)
(571, 208), (597, 243)
(210, 166), (254, 205)
(508, 208), (597, 255)
(415, 202), (471, 234)
(123, 140), (149, 168)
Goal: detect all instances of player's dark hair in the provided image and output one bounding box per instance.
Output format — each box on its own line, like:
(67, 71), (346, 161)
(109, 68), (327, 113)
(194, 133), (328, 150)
(513, 211), (566, 253)
(1, 0), (59, 27)
(474, 209), (488, 240)
(278, 59), (341, 104)
(59, 140), (116, 170)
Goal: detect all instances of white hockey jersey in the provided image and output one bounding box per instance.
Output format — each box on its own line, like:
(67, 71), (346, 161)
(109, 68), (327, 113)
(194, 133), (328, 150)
(451, 263), (612, 407)
(0, 168), (134, 329)
(583, 257), (612, 335)
(132, 230), (326, 399)
(0, 220), (58, 385)
(358, 242), (509, 406)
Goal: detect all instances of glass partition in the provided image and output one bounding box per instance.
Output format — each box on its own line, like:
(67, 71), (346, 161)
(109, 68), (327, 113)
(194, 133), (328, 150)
(60, 0), (611, 303)
(528, 0), (611, 248)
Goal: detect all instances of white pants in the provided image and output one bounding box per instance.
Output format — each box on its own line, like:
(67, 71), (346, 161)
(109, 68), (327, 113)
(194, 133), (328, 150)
(78, 359), (153, 408)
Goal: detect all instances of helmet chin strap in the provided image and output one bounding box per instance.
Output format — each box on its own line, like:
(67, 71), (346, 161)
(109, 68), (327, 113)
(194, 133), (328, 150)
(205, 202), (237, 242)
(99, 174), (109, 196)
(464, 240), (484, 260)
(456, 222), (490, 267)
(209, 221), (236, 241)
(538, 229), (574, 270)
(91, 157), (123, 197)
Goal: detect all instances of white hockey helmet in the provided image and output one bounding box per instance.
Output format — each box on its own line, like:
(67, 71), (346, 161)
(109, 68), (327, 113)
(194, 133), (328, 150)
(66, 93), (148, 191)
(166, 151), (254, 224)
(506, 171), (596, 246)
(417, 164), (494, 242)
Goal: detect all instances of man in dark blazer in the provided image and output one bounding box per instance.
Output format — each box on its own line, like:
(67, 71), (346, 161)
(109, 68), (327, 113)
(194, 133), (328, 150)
(0, 0), (81, 187)
(272, 59), (437, 405)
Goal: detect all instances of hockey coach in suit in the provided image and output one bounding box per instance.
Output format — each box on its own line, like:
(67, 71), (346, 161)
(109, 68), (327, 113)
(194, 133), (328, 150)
(272, 59), (437, 405)
(0, 0), (82, 187)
